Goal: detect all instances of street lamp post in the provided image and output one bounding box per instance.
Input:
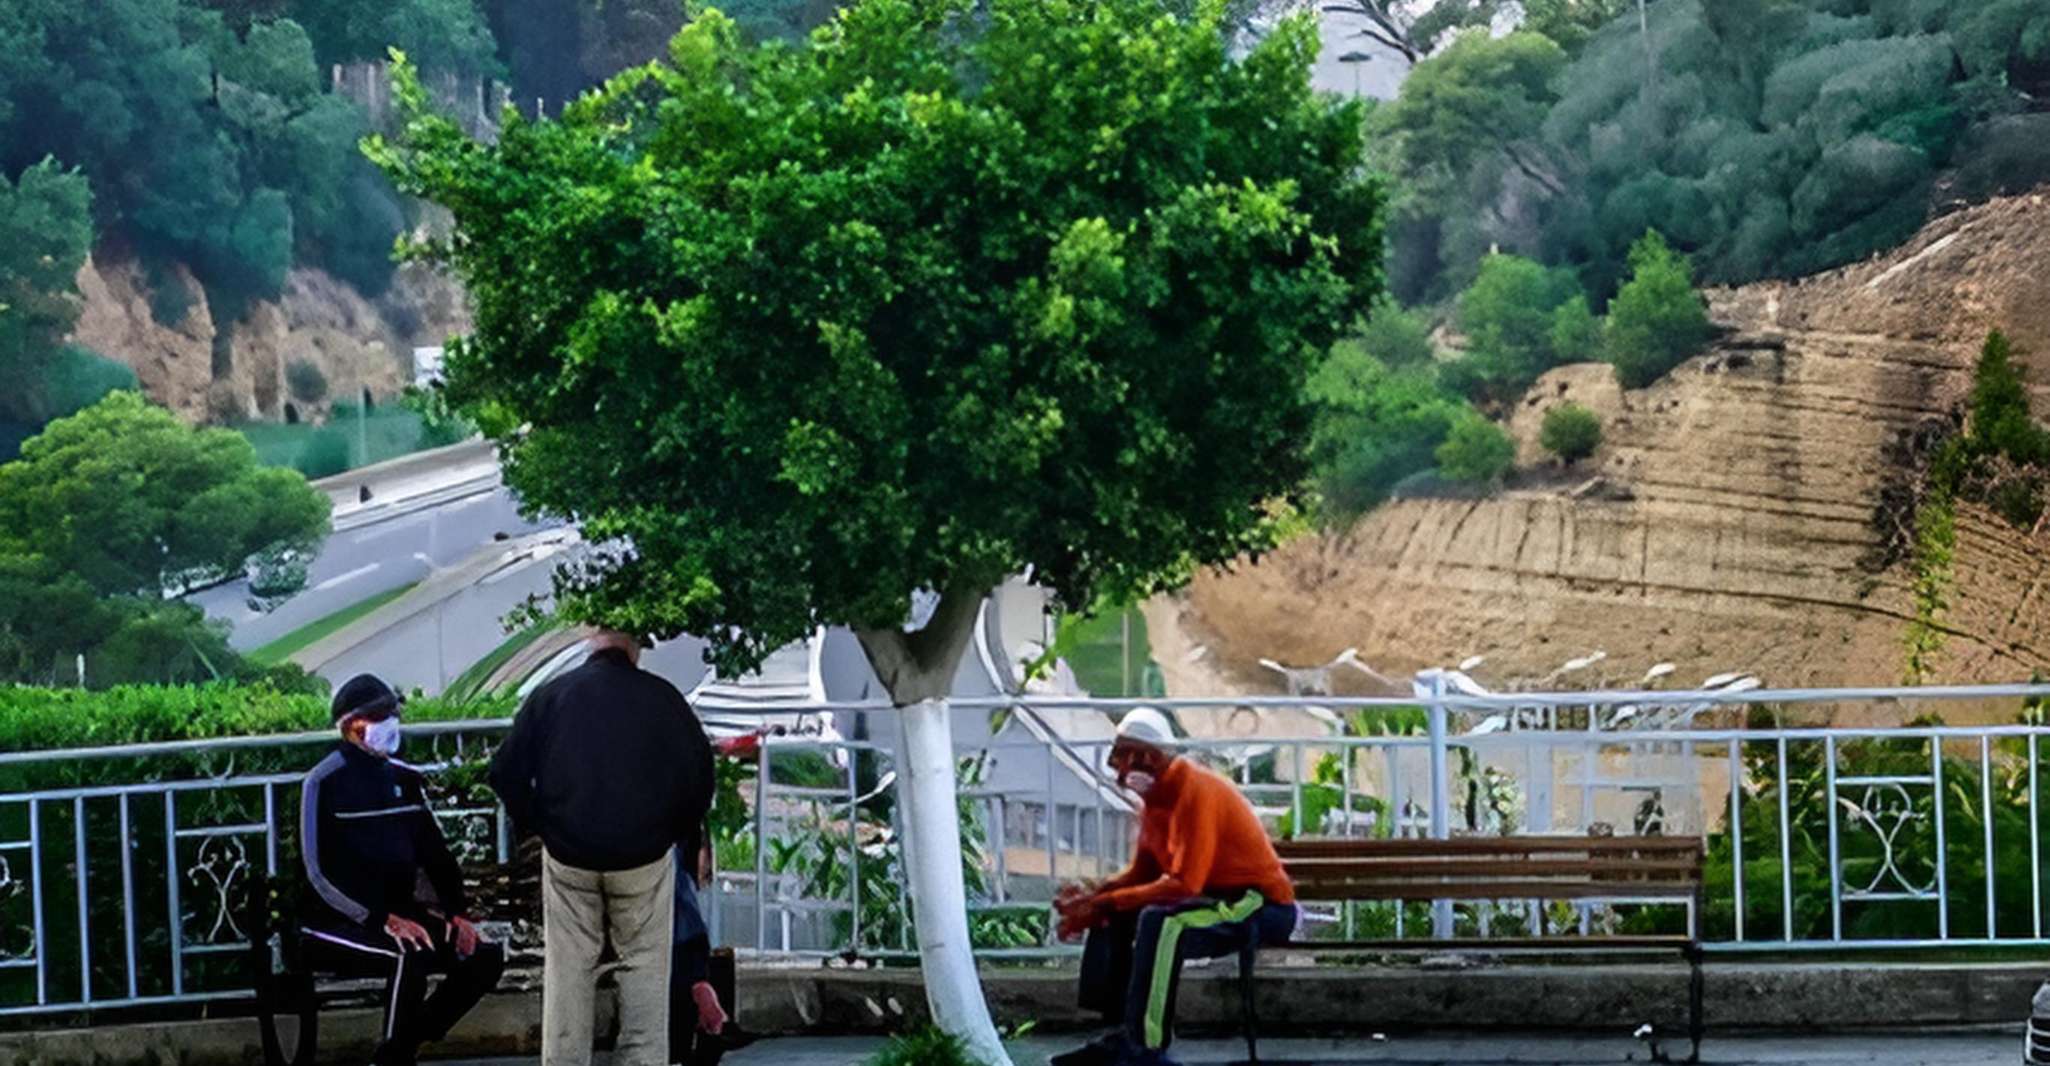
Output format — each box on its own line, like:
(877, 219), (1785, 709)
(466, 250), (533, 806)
(1338, 50), (1373, 98)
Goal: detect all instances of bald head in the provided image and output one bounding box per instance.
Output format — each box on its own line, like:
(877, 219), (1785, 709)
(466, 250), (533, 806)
(588, 627), (643, 666)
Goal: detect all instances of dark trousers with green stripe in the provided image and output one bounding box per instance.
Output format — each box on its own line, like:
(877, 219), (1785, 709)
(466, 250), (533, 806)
(1080, 892), (1296, 1052)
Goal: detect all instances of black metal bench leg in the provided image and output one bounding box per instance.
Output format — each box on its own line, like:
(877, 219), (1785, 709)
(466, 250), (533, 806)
(1238, 941), (1260, 1065)
(257, 971), (318, 1066)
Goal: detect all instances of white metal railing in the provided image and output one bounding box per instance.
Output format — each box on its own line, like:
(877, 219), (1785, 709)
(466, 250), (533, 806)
(5, 683), (2050, 1019)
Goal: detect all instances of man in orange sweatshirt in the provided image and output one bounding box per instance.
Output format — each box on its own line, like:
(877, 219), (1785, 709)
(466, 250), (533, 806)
(1052, 710), (1298, 1066)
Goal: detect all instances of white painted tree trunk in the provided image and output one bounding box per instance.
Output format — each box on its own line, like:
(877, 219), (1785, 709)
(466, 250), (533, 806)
(896, 697), (1012, 1065)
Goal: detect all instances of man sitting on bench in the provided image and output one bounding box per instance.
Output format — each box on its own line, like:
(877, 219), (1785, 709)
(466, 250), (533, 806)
(299, 675), (504, 1066)
(1052, 709), (1298, 1066)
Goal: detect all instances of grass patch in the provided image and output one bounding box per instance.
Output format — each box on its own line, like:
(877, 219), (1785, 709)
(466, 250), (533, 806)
(444, 622), (554, 702)
(1058, 605), (1158, 697)
(250, 582), (419, 665)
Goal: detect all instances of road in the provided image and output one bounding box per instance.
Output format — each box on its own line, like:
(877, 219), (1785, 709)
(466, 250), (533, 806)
(302, 529), (576, 696)
(192, 483), (552, 652)
(443, 1030), (2022, 1065)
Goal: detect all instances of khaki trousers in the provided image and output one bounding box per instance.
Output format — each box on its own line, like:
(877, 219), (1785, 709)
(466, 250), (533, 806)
(542, 849), (675, 1066)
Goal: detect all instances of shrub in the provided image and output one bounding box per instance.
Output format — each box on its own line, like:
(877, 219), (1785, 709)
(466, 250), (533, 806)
(1306, 346), (1469, 518)
(863, 1026), (976, 1066)
(0, 683), (514, 755)
(1967, 330), (2047, 463)
(1548, 295), (1601, 364)
(1604, 231), (1712, 388)
(1453, 253), (1585, 401)
(39, 345), (138, 421)
(1539, 402), (1603, 463)
(297, 426), (353, 478)
(1435, 411), (1516, 484)
(1355, 295), (1437, 368)
(286, 359), (330, 404)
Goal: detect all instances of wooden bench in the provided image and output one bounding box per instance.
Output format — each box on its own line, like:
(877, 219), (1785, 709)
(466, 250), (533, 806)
(241, 869), (740, 1066)
(1228, 835), (1706, 1064)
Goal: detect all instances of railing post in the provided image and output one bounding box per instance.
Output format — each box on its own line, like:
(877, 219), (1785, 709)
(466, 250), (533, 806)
(1427, 670), (1453, 938)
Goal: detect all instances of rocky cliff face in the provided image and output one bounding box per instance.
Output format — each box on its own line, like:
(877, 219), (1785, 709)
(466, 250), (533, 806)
(67, 255), (470, 424)
(1170, 188), (2050, 698)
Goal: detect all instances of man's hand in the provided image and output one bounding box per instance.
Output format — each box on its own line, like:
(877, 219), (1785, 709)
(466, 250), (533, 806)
(385, 914), (434, 953)
(1053, 893), (1110, 942)
(1053, 881), (1093, 908)
(448, 914), (483, 958)
(691, 980), (729, 1033)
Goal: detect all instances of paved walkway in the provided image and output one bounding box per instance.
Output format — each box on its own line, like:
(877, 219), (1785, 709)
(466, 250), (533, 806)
(444, 1029), (2021, 1065)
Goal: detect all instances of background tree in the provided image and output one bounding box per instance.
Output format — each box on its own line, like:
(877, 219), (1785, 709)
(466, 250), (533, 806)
(1315, 0), (1505, 66)
(1436, 409), (1516, 484)
(1539, 401), (1602, 463)
(1447, 252), (1583, 401)
(1603, 230), (1711, 388)
(372, 0), (1380, 1056)
(0, 160), (94, 425)
(1307, 343), (1466, 517)
(0, 392), (331, 684)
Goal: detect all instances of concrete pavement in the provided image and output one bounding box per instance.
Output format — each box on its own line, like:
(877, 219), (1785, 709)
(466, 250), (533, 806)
(439, 1030), (2022, 1065)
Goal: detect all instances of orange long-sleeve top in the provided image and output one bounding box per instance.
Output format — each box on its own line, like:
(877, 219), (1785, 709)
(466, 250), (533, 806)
(1100, 756), (1296, 911)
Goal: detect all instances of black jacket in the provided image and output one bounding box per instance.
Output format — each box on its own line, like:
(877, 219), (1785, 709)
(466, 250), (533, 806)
(489, 648), (716, 872)
(300, 743), (467, 931)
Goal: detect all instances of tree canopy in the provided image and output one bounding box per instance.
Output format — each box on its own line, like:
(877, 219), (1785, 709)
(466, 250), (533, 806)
(374, 0), (1382, 683)
(0, 159), (94, 425)
(1376, 0), (2050, 302)
(0, 392), (330, 685)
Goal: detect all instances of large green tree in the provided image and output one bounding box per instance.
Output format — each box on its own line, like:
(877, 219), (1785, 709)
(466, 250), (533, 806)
(372, 0), (1379, 1054)
(0, 392), (332, 684)
(0, 160), (94, 424)
(0, 392), (330, 597)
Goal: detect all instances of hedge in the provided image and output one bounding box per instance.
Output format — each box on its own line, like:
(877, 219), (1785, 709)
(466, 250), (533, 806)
(0, 682), (516, 755)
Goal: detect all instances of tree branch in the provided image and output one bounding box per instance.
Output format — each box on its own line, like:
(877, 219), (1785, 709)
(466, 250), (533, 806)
(1503, 142), (1568, 197)
(854, 585), (989, 705)
(1322, 2), (1423, 64)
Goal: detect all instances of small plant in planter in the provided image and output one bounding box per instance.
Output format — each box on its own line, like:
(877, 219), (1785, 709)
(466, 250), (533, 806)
(1540, 402), (1603, 465)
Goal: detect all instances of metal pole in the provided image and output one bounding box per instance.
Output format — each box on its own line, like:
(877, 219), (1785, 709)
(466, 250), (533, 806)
(847, 754), (860, 955)
(74, 797), (89, 1004)
(1982, 736), (1996, 939)
(754, 747), (769, 954)
(29, 800), (44, 1005)
(120, 794), (137, 1000)
(1120, 611), (1131, 696)
(1776, 737), (1792, 942)
(1933, 738), (1949, 939)
(263, 784), (278, 876)
(1730, 739), (1745, 942)
(1291, 741), (1305, 837)
(2032, 734), (2042, 939)
(165, 793), (182, 996)
(1825, 736), (1841, 942)
(1427, 672), (1452, 938)
(1045, 754), (1058, 891)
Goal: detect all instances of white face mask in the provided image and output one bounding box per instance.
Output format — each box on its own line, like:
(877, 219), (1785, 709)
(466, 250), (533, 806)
(1122, 770), (1156, 797)
(363, 717), (402, 756)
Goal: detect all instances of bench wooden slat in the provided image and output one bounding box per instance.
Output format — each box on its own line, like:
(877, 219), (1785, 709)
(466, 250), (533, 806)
(1288, 879), (1700, 901)
(1287, 936), (1694, 952)
(1274, 835), (1701, 859)
(1281, 858), (1702, 880)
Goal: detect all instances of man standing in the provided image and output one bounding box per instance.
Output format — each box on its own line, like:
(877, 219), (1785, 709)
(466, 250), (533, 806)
(1051, 710), (1298, 1066)
(490, 630), (715, 1066)
(300, 675), (504, 1066)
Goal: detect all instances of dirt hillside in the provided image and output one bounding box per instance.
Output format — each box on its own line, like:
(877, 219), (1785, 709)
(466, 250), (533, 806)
(1165, 187), (2050, 699)
(68, 255), (469, 424)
